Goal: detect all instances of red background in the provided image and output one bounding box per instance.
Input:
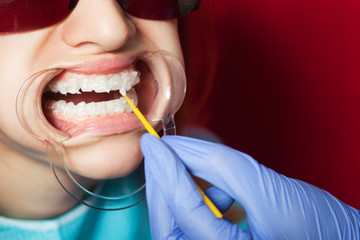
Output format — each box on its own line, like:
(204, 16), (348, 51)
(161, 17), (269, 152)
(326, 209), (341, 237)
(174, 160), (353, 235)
(181, 0), (360, 209)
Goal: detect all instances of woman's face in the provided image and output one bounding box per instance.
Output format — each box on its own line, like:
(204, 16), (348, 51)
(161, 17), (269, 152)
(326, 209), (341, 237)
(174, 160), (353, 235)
(0, 0), (183, 179)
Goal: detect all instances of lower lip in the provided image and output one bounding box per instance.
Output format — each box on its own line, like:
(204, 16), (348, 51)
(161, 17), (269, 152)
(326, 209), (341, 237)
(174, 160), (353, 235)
(45, 111), (142, 137)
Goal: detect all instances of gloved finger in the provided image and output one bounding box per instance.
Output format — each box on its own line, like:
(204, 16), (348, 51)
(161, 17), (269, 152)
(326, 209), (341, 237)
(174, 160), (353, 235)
(145, 156), (178, 239)
(147, 153), (234, 237)
(205, 186), (234, 213)
(160, 136), (360, 239)
(141, 134), (249, 239)
(161, 135), (270, 213)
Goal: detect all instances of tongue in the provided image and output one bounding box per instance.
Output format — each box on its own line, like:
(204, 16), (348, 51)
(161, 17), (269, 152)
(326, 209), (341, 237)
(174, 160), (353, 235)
(43, 91), (120, 105)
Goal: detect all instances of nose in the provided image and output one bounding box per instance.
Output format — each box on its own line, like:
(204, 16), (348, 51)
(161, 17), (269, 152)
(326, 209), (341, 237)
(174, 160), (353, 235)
(62, 0), (135, 52)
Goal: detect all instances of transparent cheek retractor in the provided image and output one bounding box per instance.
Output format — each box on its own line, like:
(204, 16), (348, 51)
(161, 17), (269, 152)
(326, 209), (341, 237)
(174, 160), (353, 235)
(16, 51), (186, 210)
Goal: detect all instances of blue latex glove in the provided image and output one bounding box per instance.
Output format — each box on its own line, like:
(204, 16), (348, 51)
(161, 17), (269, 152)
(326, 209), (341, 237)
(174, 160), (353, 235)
(140, 134), (360, 239)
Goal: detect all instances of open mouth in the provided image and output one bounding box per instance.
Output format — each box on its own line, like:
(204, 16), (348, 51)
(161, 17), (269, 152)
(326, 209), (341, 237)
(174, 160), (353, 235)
(16, 51), (186, 142)
(41, 62), (155, 137)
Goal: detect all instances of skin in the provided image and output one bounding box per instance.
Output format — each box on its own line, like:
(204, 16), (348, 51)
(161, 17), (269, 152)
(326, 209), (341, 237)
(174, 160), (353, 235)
(0, 0), (183, 219)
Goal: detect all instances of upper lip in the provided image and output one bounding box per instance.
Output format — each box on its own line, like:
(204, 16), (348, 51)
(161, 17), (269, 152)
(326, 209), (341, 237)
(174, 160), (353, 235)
(47, 53), (141, 76)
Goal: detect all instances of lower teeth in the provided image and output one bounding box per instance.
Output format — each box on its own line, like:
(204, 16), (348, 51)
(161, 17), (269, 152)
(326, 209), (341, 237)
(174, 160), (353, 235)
(45, 89), (138, 120)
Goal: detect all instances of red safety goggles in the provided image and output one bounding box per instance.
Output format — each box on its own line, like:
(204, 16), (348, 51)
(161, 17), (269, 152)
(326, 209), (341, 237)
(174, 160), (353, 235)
(0, 0), (199, 33)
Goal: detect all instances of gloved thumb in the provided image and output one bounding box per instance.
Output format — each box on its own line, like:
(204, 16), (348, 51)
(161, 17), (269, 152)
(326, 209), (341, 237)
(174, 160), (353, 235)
(141, 133), (249, 239)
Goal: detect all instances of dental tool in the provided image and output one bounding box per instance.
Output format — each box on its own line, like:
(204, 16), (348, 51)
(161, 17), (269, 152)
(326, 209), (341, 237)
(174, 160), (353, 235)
(123, 95), (223, 219)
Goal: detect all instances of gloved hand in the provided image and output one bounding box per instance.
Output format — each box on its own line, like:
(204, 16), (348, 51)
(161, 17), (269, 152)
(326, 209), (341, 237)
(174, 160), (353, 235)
(140, 134), (360, 239)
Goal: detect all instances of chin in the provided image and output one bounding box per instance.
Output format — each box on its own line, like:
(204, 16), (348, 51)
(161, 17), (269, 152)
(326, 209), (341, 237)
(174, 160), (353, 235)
(62, 132), (144, 179)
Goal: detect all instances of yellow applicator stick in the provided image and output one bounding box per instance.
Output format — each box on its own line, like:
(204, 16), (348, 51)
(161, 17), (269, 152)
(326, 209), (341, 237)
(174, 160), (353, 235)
(123, 94), (223, 219)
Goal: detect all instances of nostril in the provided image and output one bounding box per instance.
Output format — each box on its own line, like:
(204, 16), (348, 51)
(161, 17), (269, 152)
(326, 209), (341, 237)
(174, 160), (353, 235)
(69, 0), (79, 10)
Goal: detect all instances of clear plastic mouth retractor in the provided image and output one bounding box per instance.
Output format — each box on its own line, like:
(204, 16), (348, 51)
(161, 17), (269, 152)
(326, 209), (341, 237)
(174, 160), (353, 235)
(16, 51), (186, 210)
(140, 51), (186, 135)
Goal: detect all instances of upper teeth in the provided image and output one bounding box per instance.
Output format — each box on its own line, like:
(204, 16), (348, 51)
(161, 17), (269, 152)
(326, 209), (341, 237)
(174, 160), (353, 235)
(45, 70), (140, 95)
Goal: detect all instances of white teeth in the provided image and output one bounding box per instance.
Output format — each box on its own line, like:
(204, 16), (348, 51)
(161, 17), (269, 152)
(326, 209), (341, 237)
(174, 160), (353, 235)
(46, 69), (140, 95)
(46, 89), (138, 120)
(44, 67), (141, 119)
(93, 75), (109, 93)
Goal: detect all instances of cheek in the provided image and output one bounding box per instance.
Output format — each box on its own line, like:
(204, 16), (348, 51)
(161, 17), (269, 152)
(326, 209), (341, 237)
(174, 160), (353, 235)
(61, 132), (144, 179)
(134, 18), (184, 62)
(0, 35), (48, 152)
